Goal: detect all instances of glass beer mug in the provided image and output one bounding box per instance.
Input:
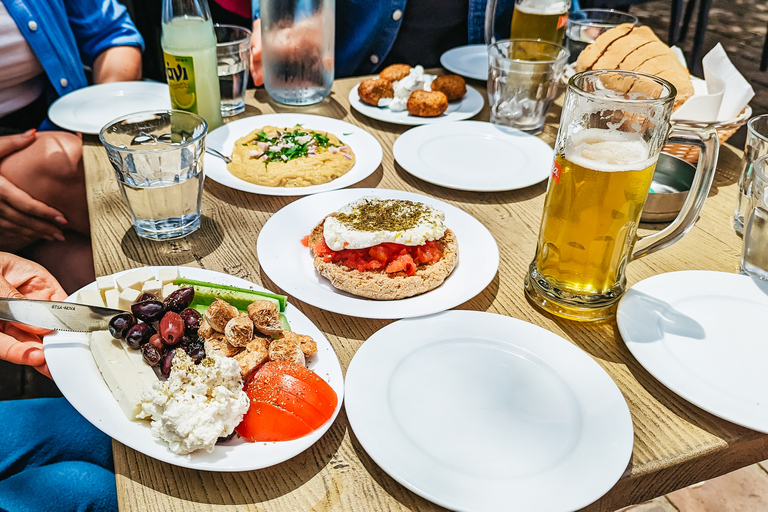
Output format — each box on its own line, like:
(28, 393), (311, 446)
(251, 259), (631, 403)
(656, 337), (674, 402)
(524, 70), (718, 321)
(485, 0), (570, 44)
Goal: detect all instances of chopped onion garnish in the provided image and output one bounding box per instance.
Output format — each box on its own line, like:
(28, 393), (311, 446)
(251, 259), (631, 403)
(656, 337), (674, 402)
(342, 153), (352, 160)
(257, 141), (269, 151)
(247, 150), (261, 157)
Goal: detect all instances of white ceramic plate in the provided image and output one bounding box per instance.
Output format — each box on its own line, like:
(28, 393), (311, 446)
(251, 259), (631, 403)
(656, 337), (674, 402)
(393, 121), (553, 191)
(204, 114), (382, 196)
(43, 267), (344, 471)
(256, 188), (499, 319)
(348, 84), (484, 126)
(440, 44), (489, 81)
(48, 81), (172, 134)
(346, 310), (634, 512)
(618, 270), (768, 433)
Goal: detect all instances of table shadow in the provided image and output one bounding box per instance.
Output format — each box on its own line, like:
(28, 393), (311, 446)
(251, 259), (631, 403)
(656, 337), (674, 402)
(118, 215), (223, 266)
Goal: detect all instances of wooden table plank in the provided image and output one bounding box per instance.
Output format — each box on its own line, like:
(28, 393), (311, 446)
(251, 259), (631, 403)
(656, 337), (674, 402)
(81, 75), (767, 512)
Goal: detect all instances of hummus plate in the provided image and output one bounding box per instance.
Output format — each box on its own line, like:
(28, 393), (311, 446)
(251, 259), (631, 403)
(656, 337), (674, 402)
(205, 114), (382, 196)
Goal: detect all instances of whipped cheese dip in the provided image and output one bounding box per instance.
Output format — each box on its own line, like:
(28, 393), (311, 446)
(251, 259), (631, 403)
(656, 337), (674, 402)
(323, 196), (447, 251)
(138, 351), (249, 455)
(377, 65), (436, 111)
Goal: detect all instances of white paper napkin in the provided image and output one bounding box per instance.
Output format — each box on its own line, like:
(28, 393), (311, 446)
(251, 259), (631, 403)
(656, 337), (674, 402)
(671, 43), (754, 123)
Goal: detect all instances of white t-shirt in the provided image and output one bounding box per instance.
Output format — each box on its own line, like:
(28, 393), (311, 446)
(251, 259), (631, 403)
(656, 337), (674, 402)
(0, 1), (45, 117)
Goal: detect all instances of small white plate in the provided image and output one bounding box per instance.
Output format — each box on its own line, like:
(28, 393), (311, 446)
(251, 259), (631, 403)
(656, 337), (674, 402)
(346, 310), (634, 512)
(48, 81), (171, 134)
(204, 114), (382, 196)
(348, 84), (484, 126)
(43, 266), (344, 471)
(394, 121), (553, 191)
(618, 270), (768, 433)
(440, 44), (489, 81)
(256, 188), (499, 319)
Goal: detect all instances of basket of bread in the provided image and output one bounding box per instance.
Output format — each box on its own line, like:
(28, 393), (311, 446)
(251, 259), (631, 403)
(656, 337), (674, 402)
(574, 23), (752, 164)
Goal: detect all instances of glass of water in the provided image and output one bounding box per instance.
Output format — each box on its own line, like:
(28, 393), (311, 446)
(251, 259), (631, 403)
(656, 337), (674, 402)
(735, 114), (768, 234)
(742, 155), (768, 279)
(99, 110), (207, 241)
(565, 9), (638, 63)
(260, 0), (334, 106)
(214, 24), (251, 117)
(487, 39), (569, 134)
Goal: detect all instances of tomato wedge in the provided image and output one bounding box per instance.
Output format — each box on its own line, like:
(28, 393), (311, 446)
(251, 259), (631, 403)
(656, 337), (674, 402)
(236, 361), (338, 442)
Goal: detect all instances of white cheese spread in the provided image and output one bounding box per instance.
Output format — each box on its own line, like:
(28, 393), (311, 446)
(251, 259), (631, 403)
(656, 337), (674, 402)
(323, 196), (447, 251)
(381, 65), (436, 111)
(138, 351), (249, 455)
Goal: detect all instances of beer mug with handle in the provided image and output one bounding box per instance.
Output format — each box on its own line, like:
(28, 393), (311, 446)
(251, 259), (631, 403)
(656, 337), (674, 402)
(524, 70), (718, 321)
(485, 0), (570, 45)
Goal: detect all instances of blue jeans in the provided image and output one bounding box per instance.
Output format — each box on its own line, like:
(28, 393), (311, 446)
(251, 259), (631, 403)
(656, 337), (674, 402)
(0, 398), (117, 512)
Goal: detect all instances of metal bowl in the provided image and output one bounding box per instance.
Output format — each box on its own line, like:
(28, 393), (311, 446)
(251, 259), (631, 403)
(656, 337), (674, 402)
(641, 153), (696, 223)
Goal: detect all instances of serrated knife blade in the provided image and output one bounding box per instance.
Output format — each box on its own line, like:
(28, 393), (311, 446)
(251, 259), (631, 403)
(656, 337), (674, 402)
(0, 297), (125, 332)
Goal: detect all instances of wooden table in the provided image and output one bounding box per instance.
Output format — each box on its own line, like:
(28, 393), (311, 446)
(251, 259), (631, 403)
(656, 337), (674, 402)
(82, 75), (767, 512)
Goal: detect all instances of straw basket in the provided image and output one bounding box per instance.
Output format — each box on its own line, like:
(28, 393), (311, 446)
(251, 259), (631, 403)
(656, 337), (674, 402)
(663, 106), (752, 164)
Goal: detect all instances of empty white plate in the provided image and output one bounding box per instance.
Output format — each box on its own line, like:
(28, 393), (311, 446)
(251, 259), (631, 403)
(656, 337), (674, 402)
(346, 310), (634, 512)
(440, 44), (489, 81)
(394, 121), (553, 191)
(618, 270), (768, 433)
(48, 81), (171, 134)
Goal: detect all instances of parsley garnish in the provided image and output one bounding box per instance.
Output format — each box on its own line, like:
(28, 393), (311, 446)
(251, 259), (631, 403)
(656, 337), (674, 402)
(245, 126), (344, 165)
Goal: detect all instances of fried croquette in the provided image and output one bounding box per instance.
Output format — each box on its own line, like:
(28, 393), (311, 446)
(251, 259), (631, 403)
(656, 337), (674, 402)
(379, 63), (411, 82)
(431, 75), (467, 101)
(407, 90), (448, 117)
(358, 77), (394, 106)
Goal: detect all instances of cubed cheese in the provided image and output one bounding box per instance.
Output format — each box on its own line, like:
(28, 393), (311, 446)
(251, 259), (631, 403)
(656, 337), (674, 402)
(77, 289), (105, 307)
(156, 267), (179, 285)
(141, 279), (163, 298)
(115, 268), (156, 292)
(104, 288), (121, 310)
(118, 288), (142, 310)
(96, 275), (115, 293)
(162, 283), (179, 299)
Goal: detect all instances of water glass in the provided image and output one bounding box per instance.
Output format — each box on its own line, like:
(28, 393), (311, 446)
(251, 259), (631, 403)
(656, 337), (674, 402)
(487, 39), (569, 134)
(734, 114), (768, 234)
(214, 24), (251, 117)
(741, 155), (768, 279)
(565, 9), (639, 63)
(260, 0), (334, 105)
(99, 110), (207, 241)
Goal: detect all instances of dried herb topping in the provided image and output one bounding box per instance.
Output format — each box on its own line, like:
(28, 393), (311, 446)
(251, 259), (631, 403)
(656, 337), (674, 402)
(335, 199), (431, 232)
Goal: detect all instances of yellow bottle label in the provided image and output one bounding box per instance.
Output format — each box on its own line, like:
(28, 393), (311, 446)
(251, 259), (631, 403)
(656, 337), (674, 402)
(163, 52), (198, 113)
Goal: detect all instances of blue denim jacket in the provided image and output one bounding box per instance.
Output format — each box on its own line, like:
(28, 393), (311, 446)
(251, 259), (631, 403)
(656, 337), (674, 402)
(3, 0), (144, 101)
(254, 0), (515, 78)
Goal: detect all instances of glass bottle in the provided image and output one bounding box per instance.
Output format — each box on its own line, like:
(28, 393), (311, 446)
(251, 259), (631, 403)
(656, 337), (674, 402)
(162, 0), (223, 130)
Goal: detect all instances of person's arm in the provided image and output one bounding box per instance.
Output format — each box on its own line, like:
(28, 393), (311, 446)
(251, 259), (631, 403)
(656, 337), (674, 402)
(251, 18), (263, 86)
(92, 46), (143, 83)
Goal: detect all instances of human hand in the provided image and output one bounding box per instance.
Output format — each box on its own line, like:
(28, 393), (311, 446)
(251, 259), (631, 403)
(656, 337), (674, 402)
(251, 18), (263, 86)
(0, 252), (68, 378)
(0, 131), (68, 244)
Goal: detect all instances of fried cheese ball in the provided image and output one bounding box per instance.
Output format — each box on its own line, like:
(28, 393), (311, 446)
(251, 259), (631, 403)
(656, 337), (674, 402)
(268, 338), (306, 366)
(379, 63), (411, 82)
(358, 77), (394, 106)
(247, 300), (283, 335)
(204, 332), (243, 358)
(204, 298), (239, 332)
(224, 312), (254, 348)
(407, 90), (449, 117)
(431, 75), (467, 101)
(278, 331), (318, 356)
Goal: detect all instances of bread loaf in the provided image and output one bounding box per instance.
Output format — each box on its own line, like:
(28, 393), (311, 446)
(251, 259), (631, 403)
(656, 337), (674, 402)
(575, 23), (693, 110)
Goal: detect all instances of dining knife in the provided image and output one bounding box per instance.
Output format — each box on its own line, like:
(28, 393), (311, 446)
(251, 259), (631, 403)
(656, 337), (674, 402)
(0, 297), (125, 332)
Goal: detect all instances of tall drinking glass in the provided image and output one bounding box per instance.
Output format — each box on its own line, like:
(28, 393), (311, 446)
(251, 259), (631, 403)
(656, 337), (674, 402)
(525, 70), (718, 321)
(734, 114), (768, 234)
(261, 0), (334, 105)
(565, 9), (639, 63)
(214, 24), (251, 116)
(99, 110), (207, 241)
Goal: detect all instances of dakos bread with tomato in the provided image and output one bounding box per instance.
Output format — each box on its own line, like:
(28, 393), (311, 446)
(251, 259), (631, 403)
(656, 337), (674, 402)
(305, 197), (459, 300)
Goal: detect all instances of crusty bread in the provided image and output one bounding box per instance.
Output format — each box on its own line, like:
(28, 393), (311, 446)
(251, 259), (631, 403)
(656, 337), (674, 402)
(307, 219), (459, 300)
(575, 24), (693, 110)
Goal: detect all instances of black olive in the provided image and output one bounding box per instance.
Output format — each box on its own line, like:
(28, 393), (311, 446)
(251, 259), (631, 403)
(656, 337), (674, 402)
(108, 313), (136, 339)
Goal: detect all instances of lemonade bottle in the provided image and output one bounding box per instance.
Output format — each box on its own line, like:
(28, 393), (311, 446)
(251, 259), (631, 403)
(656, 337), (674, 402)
(161, 0), (223, 130)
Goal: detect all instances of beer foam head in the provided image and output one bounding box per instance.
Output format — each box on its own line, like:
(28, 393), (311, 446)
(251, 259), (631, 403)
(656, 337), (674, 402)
(565, 129), (656, 172)
(516, 0), (569, 14)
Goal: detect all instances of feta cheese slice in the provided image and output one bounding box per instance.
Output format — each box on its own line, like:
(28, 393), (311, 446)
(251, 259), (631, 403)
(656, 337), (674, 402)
(104, 289), (121, 310)
(156, 267), (179, 285)
(77, 289), (105, 307)
(141, 279), (163, 299)
(115, 268), (156, 292)
(118, 288), (142, 310)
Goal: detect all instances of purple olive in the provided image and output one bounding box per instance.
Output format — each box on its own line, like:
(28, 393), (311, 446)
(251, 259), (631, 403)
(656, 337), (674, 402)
(141, 343), (162, 366)
(125, 322), (154, 349)
(161, 349), (176, 377)
(108, 313), (136, 339)
(179, 308), (202, 335)
(147, 333), (164, 351)
(159, 311), (185, 345)
(187, 346), (205, 364)
(137, 292), (158, 302)
(131, 300), (165, 323)
(163, 287), (195, 313)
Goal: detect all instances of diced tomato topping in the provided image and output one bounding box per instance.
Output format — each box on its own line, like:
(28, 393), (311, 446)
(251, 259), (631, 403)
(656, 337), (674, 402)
(300, 235), (309, 247)
(309, 238), (442, 275)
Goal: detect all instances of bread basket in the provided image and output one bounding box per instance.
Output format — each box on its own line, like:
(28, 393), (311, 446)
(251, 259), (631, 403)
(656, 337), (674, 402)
(664, 106), (752, 164)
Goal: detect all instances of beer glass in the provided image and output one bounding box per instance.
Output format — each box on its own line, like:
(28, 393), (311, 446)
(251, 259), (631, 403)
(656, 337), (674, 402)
(525, 70), (718, 321)
(485, 0), (571, 45)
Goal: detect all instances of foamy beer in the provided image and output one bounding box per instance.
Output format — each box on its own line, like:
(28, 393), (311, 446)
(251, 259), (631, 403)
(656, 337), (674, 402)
(510, 0), (570, 44)
(525, 70), (718, 321)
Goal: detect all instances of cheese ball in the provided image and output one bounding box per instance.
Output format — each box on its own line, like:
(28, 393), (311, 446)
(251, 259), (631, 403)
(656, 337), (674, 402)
(407, 90), (449, 117)
(358, 77), (394, 106)
(379, 63), (411, 82)
(431, 75), (467, 101)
